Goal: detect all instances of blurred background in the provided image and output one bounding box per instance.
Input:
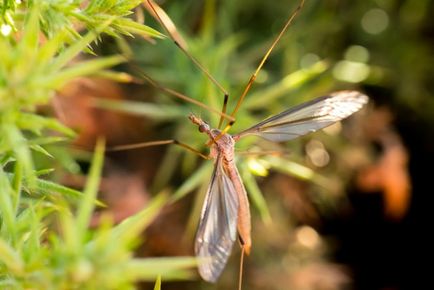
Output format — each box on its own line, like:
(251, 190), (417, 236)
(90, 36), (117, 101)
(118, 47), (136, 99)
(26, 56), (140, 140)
(56, 0), (433, 289)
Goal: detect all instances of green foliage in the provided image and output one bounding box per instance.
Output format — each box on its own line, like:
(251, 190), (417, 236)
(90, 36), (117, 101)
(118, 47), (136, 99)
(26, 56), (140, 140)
(0, 0), (164, 40)
(0, 1), (196, 289)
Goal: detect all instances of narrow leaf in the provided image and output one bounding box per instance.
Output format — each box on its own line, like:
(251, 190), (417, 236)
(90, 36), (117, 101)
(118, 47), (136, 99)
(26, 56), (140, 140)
(76, 138), (105, 237)
(0, 169), (17, 240)
(42, 56), (125, 88)
(49, 20), (113, 72)
(265, 155), (332, 188)
(2, 124), (35, 187)
(154, 275), (162, 290)
(124, 257), (197, 281)
(94, 98), (187, 121)
(11, 161), (23, 211)
(93, 70), (135, 83)
(30, 177), (82, 199)
(30, 144), (54, 158)
(17, 113), (76, 137)
(113, 18), (166, 38)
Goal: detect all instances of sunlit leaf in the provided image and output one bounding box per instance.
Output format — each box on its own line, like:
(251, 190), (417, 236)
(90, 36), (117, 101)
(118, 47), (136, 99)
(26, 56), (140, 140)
(153, 275), (162, 290)
(124, 257), (197, 281)
(94, 98), (188, 121)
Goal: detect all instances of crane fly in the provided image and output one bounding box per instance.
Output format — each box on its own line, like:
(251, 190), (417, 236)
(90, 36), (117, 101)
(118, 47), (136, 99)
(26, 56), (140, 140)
(110, 0), (371, 285)
(190, 91), (368, 282)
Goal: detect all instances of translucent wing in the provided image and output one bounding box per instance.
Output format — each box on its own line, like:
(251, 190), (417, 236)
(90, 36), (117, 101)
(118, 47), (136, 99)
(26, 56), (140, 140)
(234, 91), (368, 142)
(194, 154), (239, 282)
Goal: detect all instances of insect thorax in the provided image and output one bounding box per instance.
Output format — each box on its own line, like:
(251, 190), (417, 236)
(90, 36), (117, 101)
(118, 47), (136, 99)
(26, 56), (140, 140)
(209, 129), (235, 161)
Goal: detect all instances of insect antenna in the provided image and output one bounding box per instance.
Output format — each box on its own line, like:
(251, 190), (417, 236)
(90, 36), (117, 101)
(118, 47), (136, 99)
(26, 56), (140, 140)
(107, 138), (211, 160)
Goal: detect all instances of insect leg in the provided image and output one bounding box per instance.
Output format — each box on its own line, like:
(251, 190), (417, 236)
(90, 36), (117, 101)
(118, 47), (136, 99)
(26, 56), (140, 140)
(211, 0), (306, 144)
(107, 139), (211, 160)
(238, 247), (245, 290)
(131, 67), (234, 122)
(217, 93), (229, 129)
(145, 0), (233, 125)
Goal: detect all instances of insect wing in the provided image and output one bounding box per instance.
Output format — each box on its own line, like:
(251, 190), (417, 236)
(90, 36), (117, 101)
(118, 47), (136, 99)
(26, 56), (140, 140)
(234, 91), (368, 142)
(195, 155), (239, 282)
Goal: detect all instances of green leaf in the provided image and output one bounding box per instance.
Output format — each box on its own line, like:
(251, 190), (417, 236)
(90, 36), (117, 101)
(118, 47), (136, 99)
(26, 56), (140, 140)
(265, 155), (332, 188)
(17, 4), (40, 65)
(17, 113), (76, 138)
(30, 144), (54, 158)
(37, 119), (76, 138)
(113, 18), (166, 38)
(41, 56), (125, 88)
(0, 154), (15, 167)
(93, 70), (135, 83)
(36, 30), (69, 66)
(35, 168), (55, 176)
(32, 177), (82, 199)
(29, 136), (69, 146)
(0, 169), (17, 240)
(154, 275), (162, 290)
(124, 257), (197, 281)
(94, 98), (188, 121)
(11, 160), (23, 211)
(49, 20), (113, 73)
(1, 123), (35, 187)
(76, 138), (105, 238)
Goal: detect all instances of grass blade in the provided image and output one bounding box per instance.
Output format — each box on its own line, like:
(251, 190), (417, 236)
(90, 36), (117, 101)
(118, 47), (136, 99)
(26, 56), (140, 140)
(153, 275), (162, 290)
(76, 138), (105, 238)
(124, 257), (197, 281)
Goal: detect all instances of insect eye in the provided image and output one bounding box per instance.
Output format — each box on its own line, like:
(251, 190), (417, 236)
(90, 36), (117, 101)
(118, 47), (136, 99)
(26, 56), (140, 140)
(198, 125), (207, 132)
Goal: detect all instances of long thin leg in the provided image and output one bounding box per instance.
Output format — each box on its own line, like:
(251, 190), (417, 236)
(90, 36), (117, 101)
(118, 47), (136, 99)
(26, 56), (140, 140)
(238, 247), (245, 290)
(107, 139), (211, 160)
(217, 94), (229, 129)
(146, 0), (231, 123)
(143, 0), (188, 49)
(128, 63), (234, 122)
(214, 0), (306, 142)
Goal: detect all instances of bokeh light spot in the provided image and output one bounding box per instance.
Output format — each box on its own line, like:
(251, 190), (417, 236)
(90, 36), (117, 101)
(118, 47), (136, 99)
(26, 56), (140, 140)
(247, 158), (269, 177)
(333, 60), (370, 83)
(345, 45), (370, 63)
(361, 8), (389, 34)
(295, 226), (320, 249)
(306, 139), (330, 167)
(300, 53), (320, 69)
(1, 24), (12, 36)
